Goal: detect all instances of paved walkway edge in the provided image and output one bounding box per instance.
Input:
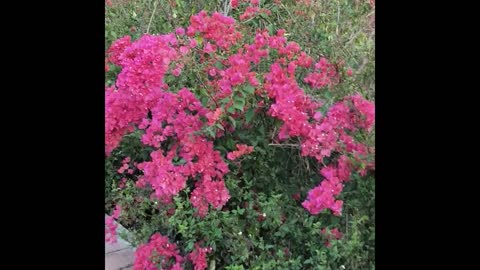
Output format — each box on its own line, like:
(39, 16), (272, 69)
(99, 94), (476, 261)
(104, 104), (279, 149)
(105, 214), (136, 270)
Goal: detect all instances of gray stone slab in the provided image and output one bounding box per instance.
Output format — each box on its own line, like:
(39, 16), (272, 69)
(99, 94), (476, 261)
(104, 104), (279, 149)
(105, 248), (135, 270)
(106, 240), (130, 254)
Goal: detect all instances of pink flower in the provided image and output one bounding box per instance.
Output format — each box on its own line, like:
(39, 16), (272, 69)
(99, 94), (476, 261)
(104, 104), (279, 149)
(172, 67), (182, 76)
(188, 243), (212, 270)
(112, 204), (122, 219)
(227, 144), (254, 160)
(321, 227), (343, 240)
(180, 46), (190, 55)
(105, 205), (121, 243)
(175, 27), (185, 35)
(189, 38), (198, 48)
(206, 108), (222, 125)
(119, 178), (127, 189)
(240, 6), (259, 21)
(134, 233), (183, 270)
(117, 163), (129, 174)
(304, 58), (338, 89)
(204, 42), (216, 53)
(106, 36), (131, 66)
(208, 68), (217, 76)
(347, 68), (353, 76)
(105, 216), (117, 243)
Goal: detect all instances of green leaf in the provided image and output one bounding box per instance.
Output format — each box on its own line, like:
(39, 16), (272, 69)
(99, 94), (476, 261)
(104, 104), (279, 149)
(214, 61), (224, 69)
(242, 85), (255, 94)
(228, 116), (237, 129)
(195, 36), (203, 45)
(220, 97), (231, 105)
(216, 123), (225, 131)
(267, 24), (275, 35)
(245, 107), (255, 123)
(226, 138), (235, 149)
(186, 241), (194, 251)
(233, 97), (245, 111)
(206, 128), (215, 138)
(227, 106), (236, 114)
(175, 0), (183, 9)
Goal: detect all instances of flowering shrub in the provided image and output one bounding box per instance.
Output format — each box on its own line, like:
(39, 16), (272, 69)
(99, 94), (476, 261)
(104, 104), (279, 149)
(106, 1), (374, 269)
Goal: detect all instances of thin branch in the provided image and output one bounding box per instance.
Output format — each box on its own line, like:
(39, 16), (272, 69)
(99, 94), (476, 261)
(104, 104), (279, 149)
(222, 0), (231, 16)
(268, 143), (300, 148)
(146, 0), (159, 34)
(336, 0), (341, 35)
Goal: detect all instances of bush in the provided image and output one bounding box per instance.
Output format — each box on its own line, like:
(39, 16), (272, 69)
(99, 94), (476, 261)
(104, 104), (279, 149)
(105, 1), (375, 269)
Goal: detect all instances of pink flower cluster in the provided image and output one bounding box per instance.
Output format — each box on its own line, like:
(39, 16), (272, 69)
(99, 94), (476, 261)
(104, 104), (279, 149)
(105, 205), (122, 243)
(265, 61), (323, 140)
(207, 31), (269, 102)
(230, 0), (271, 21)
(187, 11), (242, 51)
(134, 233), (184, 270)
(119, 177), (127, 189)
(303, 57), (339, 89)
(133, 235), (214, 270)
(349, 93), (375, 131)
(105, 33), (182, 155)
(206, 108), (223, 126)
(118, 156), (134, 174)
(240, 6), (259, 21)
(227, 144), (254, 160)
(258, 29), (374, 216)
(321, 227), (343, 247)
(132, 88), (230, 216)
(301, 155), (351, 216)
(321, 227), (343, 239)
(189, 176), (231, 217)
(188, 243), (212, 270)
(273, 93), (373, 215)
(300, 96), (374, 162)
(232, 0), (258, 9)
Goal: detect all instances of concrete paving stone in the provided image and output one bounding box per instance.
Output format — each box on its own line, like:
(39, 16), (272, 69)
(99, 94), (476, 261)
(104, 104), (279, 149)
(105, 248), (135, 270)
(106, 240), (130, 254)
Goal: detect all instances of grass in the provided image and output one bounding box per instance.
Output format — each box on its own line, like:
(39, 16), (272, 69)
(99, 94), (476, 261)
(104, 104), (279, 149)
(106, 0), (374, 100)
